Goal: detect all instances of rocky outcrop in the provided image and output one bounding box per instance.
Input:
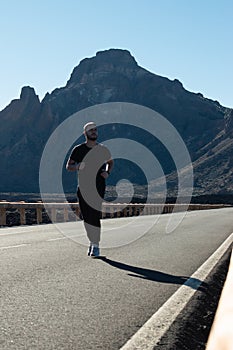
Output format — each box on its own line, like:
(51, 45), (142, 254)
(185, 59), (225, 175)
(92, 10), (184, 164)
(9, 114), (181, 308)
(0, 87), (43, 191)
(0, 48), (232, 196)
(42, 49), (226, 154)
(224, 109), (233, 136)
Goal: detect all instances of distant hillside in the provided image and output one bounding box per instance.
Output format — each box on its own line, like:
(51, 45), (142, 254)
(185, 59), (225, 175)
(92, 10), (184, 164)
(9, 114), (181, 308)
(0, 48), (232, 198)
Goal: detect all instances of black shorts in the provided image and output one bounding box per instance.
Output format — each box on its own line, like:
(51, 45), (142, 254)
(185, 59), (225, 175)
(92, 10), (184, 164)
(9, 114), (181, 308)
(77, 182), (105, 227)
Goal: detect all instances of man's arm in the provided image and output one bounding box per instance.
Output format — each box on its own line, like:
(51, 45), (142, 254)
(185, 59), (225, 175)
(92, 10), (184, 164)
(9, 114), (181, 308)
(66, 158), (80, 172)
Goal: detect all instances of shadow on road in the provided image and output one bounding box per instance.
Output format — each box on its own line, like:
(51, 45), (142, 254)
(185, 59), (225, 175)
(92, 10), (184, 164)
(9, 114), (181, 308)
(99, 257), (206, 291)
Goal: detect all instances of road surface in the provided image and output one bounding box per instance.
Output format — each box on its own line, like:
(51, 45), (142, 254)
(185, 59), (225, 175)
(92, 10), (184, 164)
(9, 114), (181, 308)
(1, 208), (233, 349)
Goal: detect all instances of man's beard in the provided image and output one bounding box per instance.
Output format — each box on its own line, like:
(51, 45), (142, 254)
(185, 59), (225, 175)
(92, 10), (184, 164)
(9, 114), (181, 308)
(86, 134), (97, 140)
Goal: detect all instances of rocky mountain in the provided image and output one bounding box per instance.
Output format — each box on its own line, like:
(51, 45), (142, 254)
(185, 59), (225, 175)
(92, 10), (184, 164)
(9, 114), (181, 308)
(0, 48), (232, 199)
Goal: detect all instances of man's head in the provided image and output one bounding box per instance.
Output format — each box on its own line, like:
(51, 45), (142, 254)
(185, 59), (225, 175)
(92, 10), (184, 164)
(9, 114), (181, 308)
(83, 122), (98, 141)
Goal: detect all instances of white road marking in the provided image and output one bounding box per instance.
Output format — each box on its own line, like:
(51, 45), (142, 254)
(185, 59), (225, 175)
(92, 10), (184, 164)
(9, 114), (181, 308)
(46, 236), (67, 241)
(120, 232), (233, 350)
(0, 228), (40, 236)
(0, 243), (29, 250)
(46, 234), (86, 242)
(0, 225), (56, 236)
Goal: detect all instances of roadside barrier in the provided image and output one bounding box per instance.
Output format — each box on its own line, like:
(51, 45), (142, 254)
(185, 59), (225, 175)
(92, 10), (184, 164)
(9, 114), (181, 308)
(206, 249), (233, 350)
(0, 201), (229, 227)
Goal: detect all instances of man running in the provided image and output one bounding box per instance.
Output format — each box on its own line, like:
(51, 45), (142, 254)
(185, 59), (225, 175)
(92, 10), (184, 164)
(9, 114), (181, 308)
(66, 122), (114, 257)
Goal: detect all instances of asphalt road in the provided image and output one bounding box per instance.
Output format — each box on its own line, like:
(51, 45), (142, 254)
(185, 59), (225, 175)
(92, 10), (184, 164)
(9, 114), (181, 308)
(1, 208), (233, 350)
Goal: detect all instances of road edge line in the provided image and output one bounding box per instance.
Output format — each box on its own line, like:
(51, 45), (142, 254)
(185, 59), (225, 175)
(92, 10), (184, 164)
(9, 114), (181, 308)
(119, 232), (233, 350)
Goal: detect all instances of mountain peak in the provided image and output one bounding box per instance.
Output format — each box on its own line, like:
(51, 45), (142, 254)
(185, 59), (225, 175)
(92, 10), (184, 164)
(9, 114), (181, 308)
(20, 86), (39, 103)
(67, 48), (138, 86)
(95, 48), (138, 65)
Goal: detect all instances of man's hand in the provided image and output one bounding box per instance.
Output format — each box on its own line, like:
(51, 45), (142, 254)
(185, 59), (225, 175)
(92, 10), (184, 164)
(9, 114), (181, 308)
(101, 171), (109, 179)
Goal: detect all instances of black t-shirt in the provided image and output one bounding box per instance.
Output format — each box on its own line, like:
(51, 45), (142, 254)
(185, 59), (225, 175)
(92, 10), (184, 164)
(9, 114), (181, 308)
(70, 143), (111, 191)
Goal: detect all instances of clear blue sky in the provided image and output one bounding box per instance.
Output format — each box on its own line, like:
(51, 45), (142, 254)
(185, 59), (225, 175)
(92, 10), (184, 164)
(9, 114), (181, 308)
(0, 0), (232, 111)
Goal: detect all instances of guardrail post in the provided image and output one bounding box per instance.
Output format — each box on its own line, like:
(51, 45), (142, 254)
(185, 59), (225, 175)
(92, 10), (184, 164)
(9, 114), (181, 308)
(36, 207), (43, 224)
(128, 205), (133, 216)
(51, 207), (56, 222)
(75, 206), (80, 220)
(138, 205), (144, 215)
(117, 204), (121, 218)
(143, 205), (148, 215)
(0, 207), (6, 226)
(110, 205), (115, 218)
(102, 204), (107, 219)
(19, 202), (26, 225)
(123, 205), (128, 217)
(64, 207), (69, 222)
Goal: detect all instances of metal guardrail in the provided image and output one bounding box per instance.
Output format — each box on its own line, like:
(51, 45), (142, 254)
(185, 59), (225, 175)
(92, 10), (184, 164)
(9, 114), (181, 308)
(0, 201), (229, 227)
